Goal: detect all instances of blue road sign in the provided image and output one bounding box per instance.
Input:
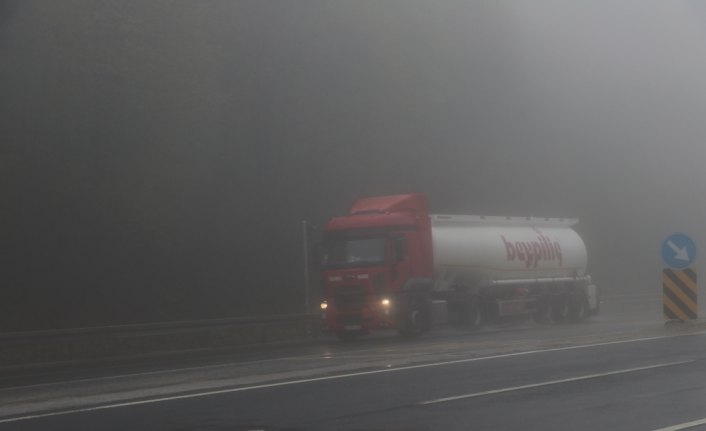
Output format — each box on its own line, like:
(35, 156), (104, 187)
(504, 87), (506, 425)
(661, 233), (697, 269)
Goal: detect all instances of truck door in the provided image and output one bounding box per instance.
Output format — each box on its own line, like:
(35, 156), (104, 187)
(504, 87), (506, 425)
(390, 235), (410, 288)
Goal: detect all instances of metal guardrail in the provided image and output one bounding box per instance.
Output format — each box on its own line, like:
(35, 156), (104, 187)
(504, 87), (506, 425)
(0, 294), (667, 372)
(0, 314), (320, 341)
(0, 314), (322, 371)
(601, 293), (661, 300)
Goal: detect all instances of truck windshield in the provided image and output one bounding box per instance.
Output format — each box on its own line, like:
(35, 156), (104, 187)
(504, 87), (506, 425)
(322, 237), (387, 268)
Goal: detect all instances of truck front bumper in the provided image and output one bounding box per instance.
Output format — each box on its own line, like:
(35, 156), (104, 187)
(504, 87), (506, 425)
(323, 311), (396, 332)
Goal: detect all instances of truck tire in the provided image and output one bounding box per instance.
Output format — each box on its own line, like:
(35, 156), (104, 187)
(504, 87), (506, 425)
(551, 295), (570, 323)
(398, 297), (431, 337)
(533, 297), (552, 324)
(590, 297), (601, 316)
(569, 295), (588, 323)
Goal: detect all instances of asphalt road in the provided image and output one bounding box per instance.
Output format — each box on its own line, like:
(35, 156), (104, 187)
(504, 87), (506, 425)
(2, 315), (706, 431)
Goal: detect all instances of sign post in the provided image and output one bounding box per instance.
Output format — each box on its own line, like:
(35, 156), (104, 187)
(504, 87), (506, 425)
(661, 233), (698, 322)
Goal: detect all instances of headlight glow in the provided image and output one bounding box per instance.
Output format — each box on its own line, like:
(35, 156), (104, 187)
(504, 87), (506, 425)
(320, 301), (328, 310)
(381, 298), (391, 307)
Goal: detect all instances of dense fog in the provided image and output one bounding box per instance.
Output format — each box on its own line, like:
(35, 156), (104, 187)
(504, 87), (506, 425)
(3, 1), (706, 329)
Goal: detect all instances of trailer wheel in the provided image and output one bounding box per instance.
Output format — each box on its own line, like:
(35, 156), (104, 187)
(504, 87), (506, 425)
(569, 295), (588, 323)
(551, 296), (570, 323)
(533, 298), (552, 324)
(398, 297), (430, 337)
(592, 300), (601, 316)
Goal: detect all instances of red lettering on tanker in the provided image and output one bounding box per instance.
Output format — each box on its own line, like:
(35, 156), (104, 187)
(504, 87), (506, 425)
(501, 233), (563, 268)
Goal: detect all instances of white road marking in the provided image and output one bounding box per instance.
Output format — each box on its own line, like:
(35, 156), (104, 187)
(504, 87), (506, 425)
(650, 418), (706, 431)
(420, 360), (694, 405)
(0, 333), (700, 424)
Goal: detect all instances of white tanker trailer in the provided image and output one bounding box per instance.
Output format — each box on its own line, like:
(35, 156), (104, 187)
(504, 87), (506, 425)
(319, 194), (599, 339)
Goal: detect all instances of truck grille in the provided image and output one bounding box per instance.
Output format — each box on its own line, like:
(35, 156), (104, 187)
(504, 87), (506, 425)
(334, 285), (367, 311)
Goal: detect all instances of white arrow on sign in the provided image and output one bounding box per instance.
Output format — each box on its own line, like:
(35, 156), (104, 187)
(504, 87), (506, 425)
(667, 240), (691, 261)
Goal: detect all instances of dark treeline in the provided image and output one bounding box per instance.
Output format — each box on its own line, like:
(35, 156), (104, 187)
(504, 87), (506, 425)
(3, 1), (706, 330)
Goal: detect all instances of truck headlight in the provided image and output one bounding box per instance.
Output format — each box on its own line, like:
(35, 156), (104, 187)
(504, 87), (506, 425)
(380, 298), (392, 315)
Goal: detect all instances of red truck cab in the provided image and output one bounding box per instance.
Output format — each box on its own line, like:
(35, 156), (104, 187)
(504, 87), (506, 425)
(319, 194), (434, 340)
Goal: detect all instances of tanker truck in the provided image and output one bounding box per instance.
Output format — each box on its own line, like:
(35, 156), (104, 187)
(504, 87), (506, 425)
(318, 193), (599, 340)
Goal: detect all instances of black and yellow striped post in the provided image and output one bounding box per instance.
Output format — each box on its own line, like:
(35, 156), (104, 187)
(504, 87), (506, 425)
(663, 268), (697, 321)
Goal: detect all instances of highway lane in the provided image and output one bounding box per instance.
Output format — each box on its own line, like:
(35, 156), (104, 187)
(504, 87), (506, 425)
(0, 313), (658, 389)
(3, 315), (706, 430)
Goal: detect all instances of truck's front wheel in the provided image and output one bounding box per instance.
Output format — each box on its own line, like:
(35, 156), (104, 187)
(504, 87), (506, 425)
(398, 297), (431, 337)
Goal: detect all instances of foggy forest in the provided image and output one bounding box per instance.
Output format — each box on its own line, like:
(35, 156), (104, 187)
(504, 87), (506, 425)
(4, 1), (706, 330)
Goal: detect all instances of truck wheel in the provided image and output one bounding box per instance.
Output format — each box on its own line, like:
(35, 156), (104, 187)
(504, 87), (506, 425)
(569, 296), (588, 323)
(551, 296), (570, 323)
(398, 298), (430, 337)
(589, 296), (600, 316)
(533, 298), (552, 324)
